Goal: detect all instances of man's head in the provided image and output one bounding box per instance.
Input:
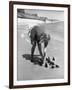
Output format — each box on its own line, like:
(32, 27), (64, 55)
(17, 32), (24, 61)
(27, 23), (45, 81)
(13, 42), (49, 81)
(39, 33), (51, 45)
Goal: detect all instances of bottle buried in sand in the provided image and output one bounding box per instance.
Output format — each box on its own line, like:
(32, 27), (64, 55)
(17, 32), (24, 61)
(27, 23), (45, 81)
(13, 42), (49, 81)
(45, 56), (59, 69)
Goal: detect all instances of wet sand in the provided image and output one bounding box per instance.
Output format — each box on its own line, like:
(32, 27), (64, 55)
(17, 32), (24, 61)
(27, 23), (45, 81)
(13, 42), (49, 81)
(17, 18), (64, 81)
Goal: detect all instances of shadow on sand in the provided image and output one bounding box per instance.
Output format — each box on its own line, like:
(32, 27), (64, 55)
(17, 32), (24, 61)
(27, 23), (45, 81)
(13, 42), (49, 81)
(22, 54), (43, 66)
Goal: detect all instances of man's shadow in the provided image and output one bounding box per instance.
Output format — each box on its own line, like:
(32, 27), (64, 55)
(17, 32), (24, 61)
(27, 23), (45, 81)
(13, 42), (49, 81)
(22, 54), (43, 66)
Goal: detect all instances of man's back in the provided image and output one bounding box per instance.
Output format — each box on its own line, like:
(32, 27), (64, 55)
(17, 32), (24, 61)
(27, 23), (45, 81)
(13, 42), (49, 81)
(30, 24), (50, 44)
(31, 25), (47, 36)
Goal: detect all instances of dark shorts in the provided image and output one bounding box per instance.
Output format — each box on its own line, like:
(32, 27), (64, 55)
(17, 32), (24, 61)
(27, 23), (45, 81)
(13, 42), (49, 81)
(30, 32), (49, 47)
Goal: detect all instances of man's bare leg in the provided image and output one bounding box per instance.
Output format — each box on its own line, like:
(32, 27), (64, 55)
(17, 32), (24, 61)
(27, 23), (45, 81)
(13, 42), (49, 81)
(37, 43), (44, 64)
(31, 42), (36, 62)
(43, 41), (48, 66)
(43, 47), (48, 66)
